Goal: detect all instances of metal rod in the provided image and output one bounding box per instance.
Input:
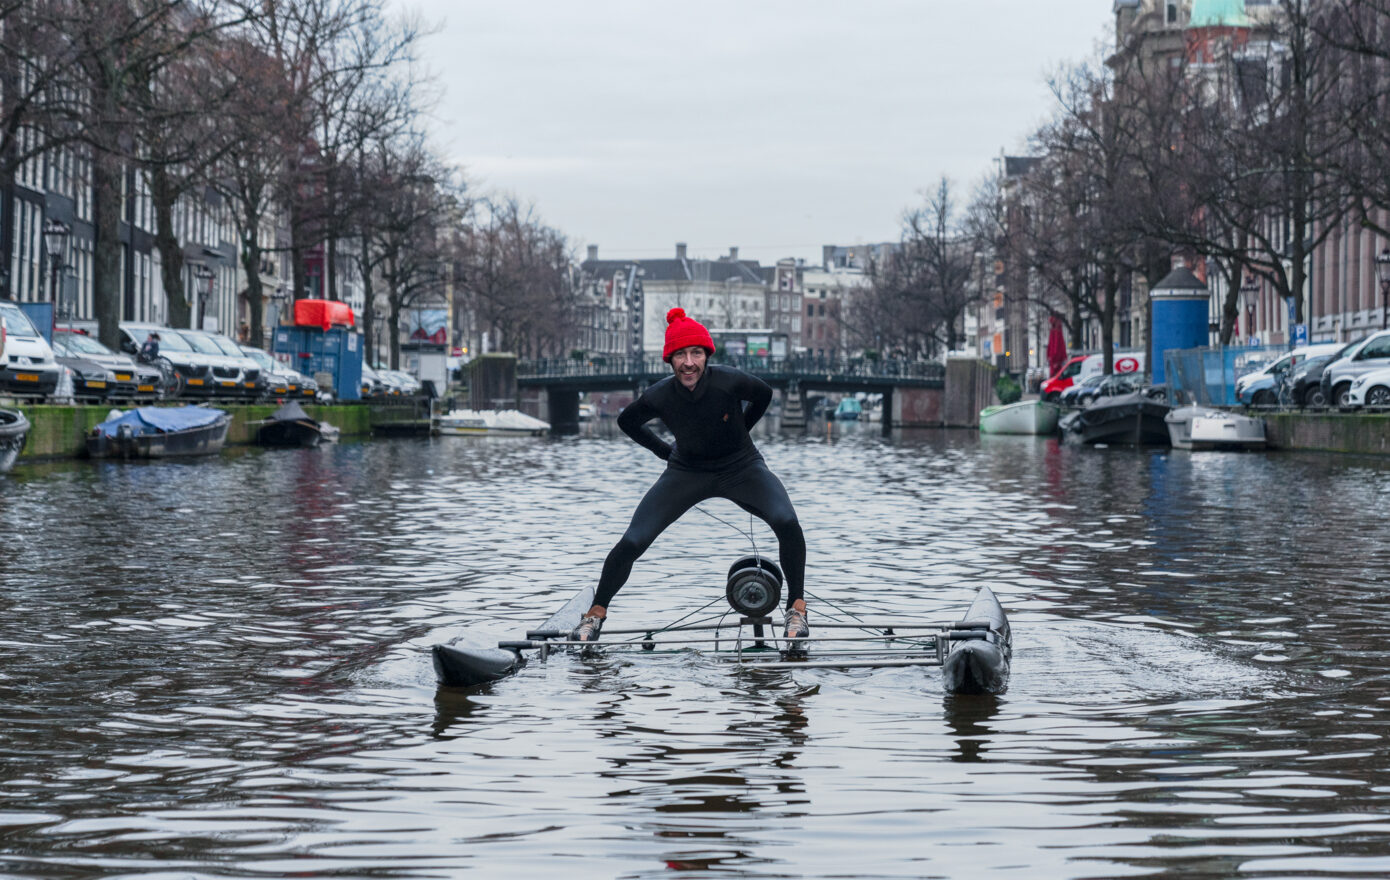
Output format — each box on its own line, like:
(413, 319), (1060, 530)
(588, 619), (957, 636)
(730, 658), (945, 671)
(536, 633), (940, 649)
(712, 650), (940, 662)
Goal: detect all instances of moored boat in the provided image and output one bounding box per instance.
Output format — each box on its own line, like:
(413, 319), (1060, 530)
(979, 399), (1060, 435)
(87, 405), (229, 459)
(256, 400), (329, 448)
(833, 398), (863, 421)
(435, 408), (550, 436)
(1062, 391), (1171, 446)
(1165, 404), (1265, 451)
(0, 408), (30, 473)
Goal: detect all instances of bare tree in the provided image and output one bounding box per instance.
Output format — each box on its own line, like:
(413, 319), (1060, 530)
(360, 135), (458, 368)
(1028, 55), (1168, 372)
(208, 23), (303, 348)
(232, 0), (422, 303)
(1150, 1), (1358, 329)
(458, 197), (574, 360)
(1317, 1), (1390, 239)
(139, 10), (249, 331)
(64, 0), (231, 350)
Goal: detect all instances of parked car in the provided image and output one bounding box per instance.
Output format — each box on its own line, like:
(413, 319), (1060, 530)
(52, 330), (163, 401)
(1234, 343), (1342, 403)
(1285, 342), (1360, 408)
(1059, 373), (1107, 407)
(1322, 330), (1390, 408)
(1041, 351), (1146, 401)
(118, 322), (214, 397)
(238, 345), (319, 401)
(1074, 373), (1140, 407)
(377, 368), (421, 395)
(0, 300), (62, 398)
(1344, 366), (1390, 408)
(360, 364), (388, 398)
(1237, 372), (1278, 406)
(174, 329), (263, 399)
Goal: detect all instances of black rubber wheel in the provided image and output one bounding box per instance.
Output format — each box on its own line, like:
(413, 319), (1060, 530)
(1333, 383), (1352, 408)
(1367, 386), (1390, 407)
(726, 568), (781, 617)
(726, 555), (783, 586)
(1252, 389), (1276, 406)
(1303, 387), (1327, 408)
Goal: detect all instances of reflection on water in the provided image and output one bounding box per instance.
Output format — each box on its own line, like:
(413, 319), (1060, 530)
(3, 429), (1390, 878)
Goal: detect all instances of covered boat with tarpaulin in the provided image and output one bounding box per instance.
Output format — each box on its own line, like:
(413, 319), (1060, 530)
(87, 405), (230, 459)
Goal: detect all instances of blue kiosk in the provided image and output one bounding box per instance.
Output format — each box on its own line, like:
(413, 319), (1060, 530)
(1149, 263), (1210, 385)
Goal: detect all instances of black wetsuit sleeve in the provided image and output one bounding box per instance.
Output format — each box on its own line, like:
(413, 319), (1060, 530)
(737, 372), (773, 431)
(617, 395), (672, 460)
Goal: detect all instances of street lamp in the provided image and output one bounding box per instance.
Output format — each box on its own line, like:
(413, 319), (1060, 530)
(1377, 248), (1390, 330)
(194, 263), (215, 330)
(42, 219), (70, 318)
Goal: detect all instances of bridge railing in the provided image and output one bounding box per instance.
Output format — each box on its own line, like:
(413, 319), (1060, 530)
(518, 355), (945, 382)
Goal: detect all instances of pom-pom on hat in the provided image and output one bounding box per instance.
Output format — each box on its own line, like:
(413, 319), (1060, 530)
(662, 307), (714, 360)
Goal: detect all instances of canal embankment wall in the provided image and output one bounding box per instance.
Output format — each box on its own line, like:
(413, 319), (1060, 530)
(8, 397), (1390, 459)
(1262, 412), (1390, 455)
(9, 404), (375, 461)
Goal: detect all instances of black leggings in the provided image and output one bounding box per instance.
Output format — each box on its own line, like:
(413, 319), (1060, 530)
(594, 457), (805, 610)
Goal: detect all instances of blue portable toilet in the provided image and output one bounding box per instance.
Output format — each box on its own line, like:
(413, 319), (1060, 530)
(272, 325), (363, 400)
(1149, 263), (1210, 385)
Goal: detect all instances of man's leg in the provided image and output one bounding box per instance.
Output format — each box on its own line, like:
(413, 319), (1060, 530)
(722, 460), (806, 621)
(587, 466), (715, 621)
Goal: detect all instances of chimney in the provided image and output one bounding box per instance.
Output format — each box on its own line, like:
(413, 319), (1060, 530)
(728, 247), (739, 262)
(586, 244), (598, 262)
(676, 242), (687, 261)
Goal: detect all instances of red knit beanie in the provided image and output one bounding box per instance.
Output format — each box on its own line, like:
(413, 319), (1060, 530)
(662, 307), (714, 360)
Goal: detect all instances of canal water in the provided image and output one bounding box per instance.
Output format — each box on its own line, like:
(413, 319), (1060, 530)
(2, 423), (1390, 879)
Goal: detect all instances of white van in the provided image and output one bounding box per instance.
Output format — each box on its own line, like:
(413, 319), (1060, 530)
(1077, 351), (1145, 382)
(0, 300), (62, 398)
(1042, 350), (1146, 399)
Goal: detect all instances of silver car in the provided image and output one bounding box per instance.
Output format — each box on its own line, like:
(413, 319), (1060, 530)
(173, 329), (262, 399)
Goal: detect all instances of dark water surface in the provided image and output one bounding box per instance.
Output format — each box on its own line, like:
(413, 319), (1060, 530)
(3, 424), (1390, 879)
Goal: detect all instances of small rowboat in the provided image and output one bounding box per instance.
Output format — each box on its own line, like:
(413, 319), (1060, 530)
(431, 581), (1011, 695)
(979, 399), (1060, 435)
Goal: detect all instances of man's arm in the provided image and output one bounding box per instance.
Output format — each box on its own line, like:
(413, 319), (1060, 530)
(736, 371), (774, 430)
(617, 395), (672, 460)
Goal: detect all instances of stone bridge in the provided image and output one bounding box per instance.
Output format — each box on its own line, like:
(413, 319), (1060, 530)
(465, 353), (992, 433)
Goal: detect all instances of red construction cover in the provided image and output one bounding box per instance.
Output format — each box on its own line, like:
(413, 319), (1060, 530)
(293, 299), (355, 330)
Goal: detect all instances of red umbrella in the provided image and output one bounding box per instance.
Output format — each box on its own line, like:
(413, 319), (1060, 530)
(1046, 315), (1067, 378)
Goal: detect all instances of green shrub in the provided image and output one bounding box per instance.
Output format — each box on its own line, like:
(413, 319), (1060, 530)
(995, 374), (1022, 405)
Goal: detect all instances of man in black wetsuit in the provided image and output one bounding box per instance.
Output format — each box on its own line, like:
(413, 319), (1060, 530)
(575, 307), (808, 643)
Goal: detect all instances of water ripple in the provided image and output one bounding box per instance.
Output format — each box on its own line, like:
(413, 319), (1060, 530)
(2, 428), (1390, 877)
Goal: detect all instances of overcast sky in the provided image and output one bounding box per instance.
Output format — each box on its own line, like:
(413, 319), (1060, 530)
(392, 1), (1113, 266)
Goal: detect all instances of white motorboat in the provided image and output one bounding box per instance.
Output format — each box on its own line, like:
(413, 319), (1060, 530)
(435, 408), (550, 437)
(979, 399), (1060, 435)
(1164, 405), (1265, 450)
